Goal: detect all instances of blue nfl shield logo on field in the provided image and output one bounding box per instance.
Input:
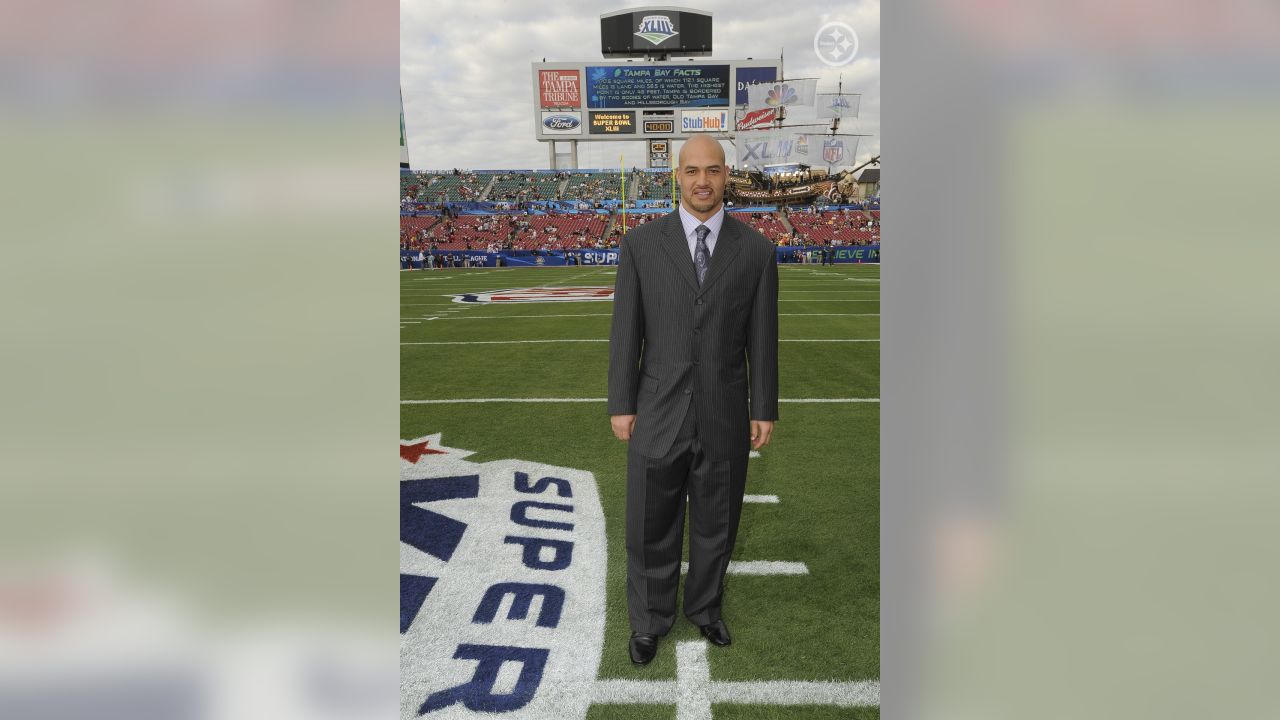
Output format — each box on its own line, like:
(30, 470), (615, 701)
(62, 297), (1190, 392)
(823, 139), (845, 165)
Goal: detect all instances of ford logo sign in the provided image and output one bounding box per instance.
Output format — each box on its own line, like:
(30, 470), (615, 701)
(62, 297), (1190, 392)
(544, 115), (581, 130)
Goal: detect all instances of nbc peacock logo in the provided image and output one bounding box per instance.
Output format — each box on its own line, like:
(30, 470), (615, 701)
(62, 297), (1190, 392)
(634, 15), (678, 45)
(766, 84), (799, 107)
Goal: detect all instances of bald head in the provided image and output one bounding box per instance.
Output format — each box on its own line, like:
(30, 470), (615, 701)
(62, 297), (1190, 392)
(678, 134), (726, 167)
(677, 136), (727, 220)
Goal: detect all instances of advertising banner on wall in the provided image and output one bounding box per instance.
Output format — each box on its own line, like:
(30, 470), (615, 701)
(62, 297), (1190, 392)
(540, 111), (583, 135)
(539, 69), (582, 108)
(680, 109), (731, 133)
(736, 129), (816, 166)
(734, 66), (778, 105)
(815, 93), (860, 119)
(746, 79), (818, 112)
(736, 107), (777, 131)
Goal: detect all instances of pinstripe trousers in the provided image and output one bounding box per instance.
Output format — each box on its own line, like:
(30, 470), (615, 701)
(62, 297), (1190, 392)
(625, 402), (750, 635)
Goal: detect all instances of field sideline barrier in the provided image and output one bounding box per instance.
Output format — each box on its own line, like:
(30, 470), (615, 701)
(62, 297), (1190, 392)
(399, 245), (879, 269)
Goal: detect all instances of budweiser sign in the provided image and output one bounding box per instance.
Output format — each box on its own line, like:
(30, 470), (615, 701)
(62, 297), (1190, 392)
(737, 107), (778, 131)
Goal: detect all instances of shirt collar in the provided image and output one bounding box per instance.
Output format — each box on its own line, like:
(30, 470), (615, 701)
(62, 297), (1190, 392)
(678, 202), (725, 241)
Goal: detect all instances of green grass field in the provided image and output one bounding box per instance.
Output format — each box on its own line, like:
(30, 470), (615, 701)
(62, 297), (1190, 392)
(401, 263), (879, 719)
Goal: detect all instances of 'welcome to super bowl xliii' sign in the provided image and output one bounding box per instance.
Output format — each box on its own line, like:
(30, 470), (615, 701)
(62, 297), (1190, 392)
(588, 111), (636, 135)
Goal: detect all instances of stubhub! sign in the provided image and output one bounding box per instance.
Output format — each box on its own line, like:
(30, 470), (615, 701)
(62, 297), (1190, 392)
(681, 109), (729, 133)
(400, 434), (606, 719)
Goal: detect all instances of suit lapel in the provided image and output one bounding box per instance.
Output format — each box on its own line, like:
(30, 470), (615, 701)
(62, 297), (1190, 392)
(658, 210), (700, 292)
(699, 213), (744, 293)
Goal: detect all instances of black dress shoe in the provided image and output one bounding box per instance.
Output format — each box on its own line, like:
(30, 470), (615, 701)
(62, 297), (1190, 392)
(629, 632), (658, 665)
(699, 619), (732, 646)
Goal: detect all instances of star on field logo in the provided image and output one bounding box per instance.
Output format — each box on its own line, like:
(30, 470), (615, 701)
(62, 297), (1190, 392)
(814, 20), (859, 67)
(635, 15), (678, 45)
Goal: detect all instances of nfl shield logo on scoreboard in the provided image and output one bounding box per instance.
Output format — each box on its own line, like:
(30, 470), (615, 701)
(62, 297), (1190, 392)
(823, 139), (846, 165)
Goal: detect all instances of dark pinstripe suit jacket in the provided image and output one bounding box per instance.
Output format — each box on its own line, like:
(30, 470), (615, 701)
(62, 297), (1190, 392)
(607, 209), (779, 461)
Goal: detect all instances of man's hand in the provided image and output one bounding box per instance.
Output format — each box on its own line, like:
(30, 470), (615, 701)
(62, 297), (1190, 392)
(611, 414), (637, 442)
(750, 420), (775, 450)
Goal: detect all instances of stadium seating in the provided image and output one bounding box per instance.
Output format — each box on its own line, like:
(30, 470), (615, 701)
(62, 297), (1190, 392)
(786, 209), (878, 245)
(486, 171), (565, 201)
(631, 170), (672, 200)
(400, 215), (440, 248)
(399, 168), (882, 251)
(420, 215), (513, 250)
(562, 171), (623, 201)
(402, 171), (488, 202)
(731, 211), (789, 243)
(617, 212), (662, 230)
(511, 214), (609, 249)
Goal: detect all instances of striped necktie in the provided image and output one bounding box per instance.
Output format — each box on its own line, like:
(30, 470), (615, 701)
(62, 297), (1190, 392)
(694, 224), (710, 285)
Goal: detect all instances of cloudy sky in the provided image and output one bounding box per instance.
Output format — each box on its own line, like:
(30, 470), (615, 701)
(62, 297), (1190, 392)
(401, 0), (879, 171)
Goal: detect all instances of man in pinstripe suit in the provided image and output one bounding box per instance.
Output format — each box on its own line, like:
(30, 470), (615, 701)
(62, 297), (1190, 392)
(607, 135), (779, 665)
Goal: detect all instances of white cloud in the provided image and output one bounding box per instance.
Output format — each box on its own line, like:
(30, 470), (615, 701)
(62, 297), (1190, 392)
(401, 0), (879, 171)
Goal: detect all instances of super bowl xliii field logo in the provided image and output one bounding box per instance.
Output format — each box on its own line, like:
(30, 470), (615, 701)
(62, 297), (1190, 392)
(401, 434), (606, 718)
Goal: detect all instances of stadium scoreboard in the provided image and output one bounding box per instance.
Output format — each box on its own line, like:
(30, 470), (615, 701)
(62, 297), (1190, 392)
(600, 8), (712, 58)
(533, 59), (781, 142)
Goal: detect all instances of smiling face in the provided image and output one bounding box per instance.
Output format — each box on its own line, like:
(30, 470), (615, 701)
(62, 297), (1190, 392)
(678, 135), (727, 221)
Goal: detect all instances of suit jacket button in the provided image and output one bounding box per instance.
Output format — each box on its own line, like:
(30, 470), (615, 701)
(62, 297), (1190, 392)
(683, 388), (692, 395)
(696, 298), (704, 305)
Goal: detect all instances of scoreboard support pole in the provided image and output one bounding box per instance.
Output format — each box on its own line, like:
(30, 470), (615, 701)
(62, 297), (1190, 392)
(544, 140), (581, 170)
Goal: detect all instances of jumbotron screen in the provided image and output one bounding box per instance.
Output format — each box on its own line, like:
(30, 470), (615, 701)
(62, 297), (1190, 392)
(532, 60), (780, 142)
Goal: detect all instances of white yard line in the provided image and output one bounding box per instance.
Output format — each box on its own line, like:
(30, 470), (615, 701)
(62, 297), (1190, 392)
(743, 495), (780, 503)
(680, 561), (808, 575)
(590, 641), (880, 713)
(588, 640), (870, 712)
